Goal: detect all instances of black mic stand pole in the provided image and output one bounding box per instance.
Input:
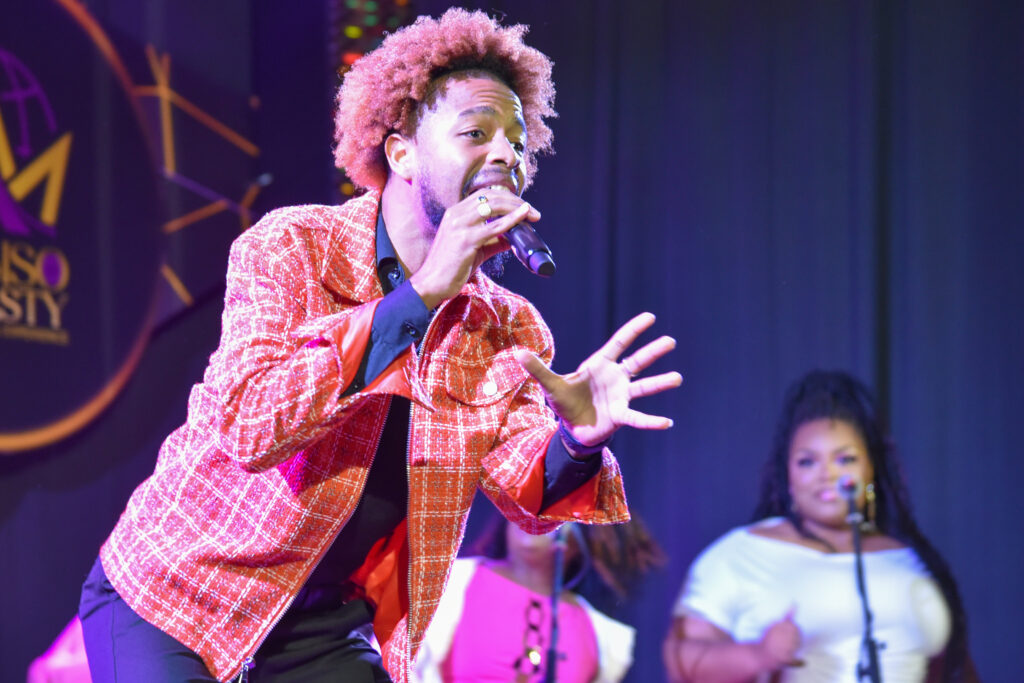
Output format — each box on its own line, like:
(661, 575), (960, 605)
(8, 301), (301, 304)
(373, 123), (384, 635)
(542, 525), (568, 683)
(847, 499), (882, 683)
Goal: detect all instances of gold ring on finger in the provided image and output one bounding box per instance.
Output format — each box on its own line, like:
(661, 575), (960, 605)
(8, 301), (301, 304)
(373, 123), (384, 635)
(476, 195), (492, 218)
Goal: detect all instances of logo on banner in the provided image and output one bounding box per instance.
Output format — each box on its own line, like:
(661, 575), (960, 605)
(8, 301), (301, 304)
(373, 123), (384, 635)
(0, 0), (164, 452)
(0, 49), (72, 344)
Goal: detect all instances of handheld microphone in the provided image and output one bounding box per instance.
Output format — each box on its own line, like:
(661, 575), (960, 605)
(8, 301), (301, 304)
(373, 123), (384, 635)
(480, 184), (556, 277)
(506, 223), (556, 277)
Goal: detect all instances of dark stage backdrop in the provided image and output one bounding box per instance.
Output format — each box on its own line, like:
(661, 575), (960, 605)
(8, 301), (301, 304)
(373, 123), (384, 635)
(1, 1), (1021, 681)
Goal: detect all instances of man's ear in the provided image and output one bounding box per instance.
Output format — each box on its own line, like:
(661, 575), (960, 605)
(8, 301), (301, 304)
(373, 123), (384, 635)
(384, 132), (415, 181)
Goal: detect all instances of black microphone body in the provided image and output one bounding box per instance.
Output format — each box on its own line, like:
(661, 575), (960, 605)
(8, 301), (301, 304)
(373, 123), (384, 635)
(837, 475), (864, 525)
(506, 223), (555, 277)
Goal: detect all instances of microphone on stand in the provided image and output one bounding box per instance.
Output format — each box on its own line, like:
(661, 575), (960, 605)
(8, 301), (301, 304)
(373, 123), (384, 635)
(837, 474), (862, 499)
(838, 475), (864, 526)
(542, 523), (570, 683)
(837, 474), (882, 683)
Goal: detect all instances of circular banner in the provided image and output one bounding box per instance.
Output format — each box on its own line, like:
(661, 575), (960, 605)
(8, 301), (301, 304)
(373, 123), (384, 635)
(0, 0), (163, 452)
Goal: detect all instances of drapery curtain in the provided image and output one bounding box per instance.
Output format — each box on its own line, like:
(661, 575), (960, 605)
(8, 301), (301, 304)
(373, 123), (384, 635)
(422, 2), (1022, 680)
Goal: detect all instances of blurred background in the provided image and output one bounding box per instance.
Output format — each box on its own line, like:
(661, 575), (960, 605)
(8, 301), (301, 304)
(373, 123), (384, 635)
(2, 1), (1021, 681)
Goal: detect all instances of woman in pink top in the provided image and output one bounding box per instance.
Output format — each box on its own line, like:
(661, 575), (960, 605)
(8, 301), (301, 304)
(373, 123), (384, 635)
(413, 516), (663, 683)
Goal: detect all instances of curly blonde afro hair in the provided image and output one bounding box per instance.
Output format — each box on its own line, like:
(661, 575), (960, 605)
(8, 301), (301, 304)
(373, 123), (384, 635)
(333, 7), (556, 190)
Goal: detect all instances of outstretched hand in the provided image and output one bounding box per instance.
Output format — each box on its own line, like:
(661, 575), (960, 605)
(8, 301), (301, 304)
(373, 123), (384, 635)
(515, 312), (682, 450)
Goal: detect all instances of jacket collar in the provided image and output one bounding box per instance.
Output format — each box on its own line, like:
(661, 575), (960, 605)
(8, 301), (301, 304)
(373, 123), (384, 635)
(324, 188), (501, 324)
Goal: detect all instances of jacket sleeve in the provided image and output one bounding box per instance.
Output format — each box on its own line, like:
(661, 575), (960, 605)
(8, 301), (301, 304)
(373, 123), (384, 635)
(203, 212), (417, 471)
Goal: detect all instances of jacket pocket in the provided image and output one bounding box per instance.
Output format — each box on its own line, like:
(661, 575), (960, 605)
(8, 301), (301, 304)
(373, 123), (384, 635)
(444, 330), (527, 407)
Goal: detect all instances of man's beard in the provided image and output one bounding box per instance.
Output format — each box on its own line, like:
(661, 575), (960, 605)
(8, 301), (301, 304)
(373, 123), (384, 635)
(418, 174), (447, 235)
(418, 175), (512, 281)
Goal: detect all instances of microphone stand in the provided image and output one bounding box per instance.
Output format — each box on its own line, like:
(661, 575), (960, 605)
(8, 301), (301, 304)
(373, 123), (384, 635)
(542, 526), (569, 683)
(846, 498), (882, 683)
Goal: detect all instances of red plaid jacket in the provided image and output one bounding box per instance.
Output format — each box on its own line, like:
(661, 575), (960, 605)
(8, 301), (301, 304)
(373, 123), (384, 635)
(99, 191), (629, 681)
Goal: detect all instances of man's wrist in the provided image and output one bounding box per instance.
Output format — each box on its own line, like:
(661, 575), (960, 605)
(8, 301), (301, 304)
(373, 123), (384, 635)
(408, 272), (445, 311)
(558, 419), (610, 459)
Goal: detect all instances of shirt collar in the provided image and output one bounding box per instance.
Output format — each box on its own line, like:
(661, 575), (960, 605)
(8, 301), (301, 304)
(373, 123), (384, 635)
(374, 201), (500, 322)
(375, 207), (404, 295)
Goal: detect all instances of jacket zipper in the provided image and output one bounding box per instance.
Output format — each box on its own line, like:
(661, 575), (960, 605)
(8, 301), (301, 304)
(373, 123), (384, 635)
(229, 395), (393, 681)
(238, 300), (448, 681)
(404, 300), (446, 677)
(405, 394), (415, 678)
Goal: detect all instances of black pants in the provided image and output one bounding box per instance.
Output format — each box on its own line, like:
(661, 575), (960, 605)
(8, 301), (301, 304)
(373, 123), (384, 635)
(79, 557), (393, 682)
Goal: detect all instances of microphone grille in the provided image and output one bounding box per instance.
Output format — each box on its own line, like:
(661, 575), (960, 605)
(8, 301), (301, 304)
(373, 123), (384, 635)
(837, 474), (861, 496)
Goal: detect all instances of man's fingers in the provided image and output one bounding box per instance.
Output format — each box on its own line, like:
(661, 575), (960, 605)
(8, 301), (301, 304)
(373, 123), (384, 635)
(628, 372), (683, 399)
(618, 408), (673, 430)
(475, 203), (535, 252)
(514, 348), (558, 388)
(470, 187), (540, 226)
(621, 335), (676, 375)
(599, 312), (657, 361)
(489, 202), (534, 235)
